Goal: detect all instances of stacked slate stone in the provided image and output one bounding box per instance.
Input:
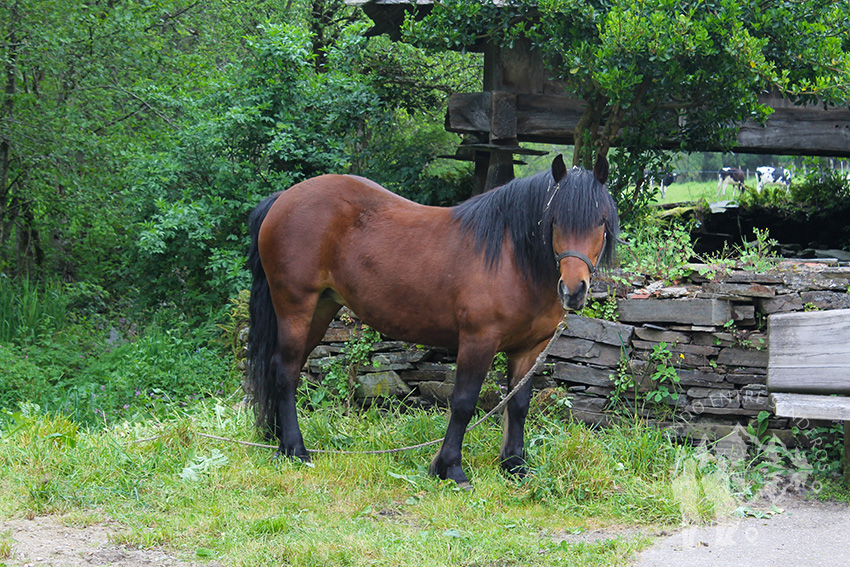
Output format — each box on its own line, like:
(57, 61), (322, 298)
(245, 258), (850, 442)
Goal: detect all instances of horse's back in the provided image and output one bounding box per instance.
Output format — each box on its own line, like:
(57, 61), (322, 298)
(257, 175), (459, 323)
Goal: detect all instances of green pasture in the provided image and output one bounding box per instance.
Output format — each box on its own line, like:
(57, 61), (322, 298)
(655, 180), (719, 204)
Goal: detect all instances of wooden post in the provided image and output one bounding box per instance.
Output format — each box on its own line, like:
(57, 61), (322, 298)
(484, 150), (515, 191)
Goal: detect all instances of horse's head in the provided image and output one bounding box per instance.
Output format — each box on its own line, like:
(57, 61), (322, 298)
(548, 154), (616, 312)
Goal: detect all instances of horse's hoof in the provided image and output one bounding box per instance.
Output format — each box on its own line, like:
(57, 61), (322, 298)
(456, 481), (474, 493)
(501, 456), (529, 478)
(272, 449), (311, 463)
(430, 457), (469, 485)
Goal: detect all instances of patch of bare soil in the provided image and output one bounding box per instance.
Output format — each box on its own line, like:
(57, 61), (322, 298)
(1, 516), (218, 567)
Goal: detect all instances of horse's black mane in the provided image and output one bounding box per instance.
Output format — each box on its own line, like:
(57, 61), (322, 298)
(451, 164), (619, 288)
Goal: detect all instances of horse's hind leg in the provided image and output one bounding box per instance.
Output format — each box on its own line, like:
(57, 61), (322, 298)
(271, 296), (341, 461)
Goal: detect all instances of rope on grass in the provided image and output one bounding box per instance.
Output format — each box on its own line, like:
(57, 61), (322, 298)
(131, 316), (569, 456)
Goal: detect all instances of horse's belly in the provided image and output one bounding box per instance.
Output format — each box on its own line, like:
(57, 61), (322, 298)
(333, 287), (461, 350)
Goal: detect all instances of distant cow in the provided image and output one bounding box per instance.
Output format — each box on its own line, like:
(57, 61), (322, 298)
(755, 166), (791, 193)
(646, 171), (678, 198)
(717, 167), (746, 196)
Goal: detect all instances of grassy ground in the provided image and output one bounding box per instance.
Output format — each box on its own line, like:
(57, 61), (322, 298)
(652, 179), (759, 205)
(0, 398), (743, 567)
(655, 180), (718, 204)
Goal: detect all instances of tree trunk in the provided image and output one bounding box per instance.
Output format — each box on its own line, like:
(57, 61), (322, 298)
(310, 0), (333, 73)
(571, 97), (604, 169)
(0, 7), (19, 254)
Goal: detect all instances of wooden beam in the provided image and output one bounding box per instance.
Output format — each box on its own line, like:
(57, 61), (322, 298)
(768, 309), (850, 395)
(770, 393), (850, 421)
(447, 92), (850, 157)
(489, 91), (517, 141)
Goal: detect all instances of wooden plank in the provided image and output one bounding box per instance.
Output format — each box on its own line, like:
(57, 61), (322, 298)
(768, 309), (850, 394)
(770, 393), (850, 421)
(447, 92), (491, 132)
(737, 105), (850, 157)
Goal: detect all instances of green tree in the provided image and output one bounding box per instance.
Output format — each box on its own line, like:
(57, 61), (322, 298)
(132, 19), (477, 311)
(2, 0), (478, 309)
(406, 0), (850, 221)
(0, 0), (279, 279)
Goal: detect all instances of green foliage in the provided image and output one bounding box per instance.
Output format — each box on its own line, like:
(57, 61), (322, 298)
(747, 410), (772, 443)
(0, 277), (68, 344)
(792, 422), (846, 481)
(610, 342), (682, 419)
(737, 184), (793, 208)
(579, 294), (619, 321)
(0, 280), (237, 424)
(791, 167), (850, 210)
(620, 219), (696, 283)
(697, 227), (779, 280)
(309, 325), (381, 407)
(0, 0), (267, 280)
(131, 22), (382, 310)
(0, 322), (236, 426)
(738, 228), (779, 272)
(645, 343), (683, 406)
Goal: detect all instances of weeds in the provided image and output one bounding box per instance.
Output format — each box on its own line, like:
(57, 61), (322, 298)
(0, 277), (69, 344)
(610, 342), (683, 420)
(580, 294), (619, 321)
(620, 220), (695, 283)
(317, 324), (381, 405)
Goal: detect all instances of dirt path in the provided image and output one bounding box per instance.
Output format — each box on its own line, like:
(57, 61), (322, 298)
(4, 497), (848, 567)
(1, 516), (218, 567)
(632, 497), (850, 567)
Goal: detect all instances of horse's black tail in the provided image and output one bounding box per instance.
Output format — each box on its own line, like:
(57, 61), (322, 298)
(247, 192), (283, 440)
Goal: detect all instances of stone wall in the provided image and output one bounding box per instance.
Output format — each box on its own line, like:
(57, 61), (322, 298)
(250, 259), (850, 444)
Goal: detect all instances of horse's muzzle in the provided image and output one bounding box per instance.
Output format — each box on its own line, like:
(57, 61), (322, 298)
(558, 278), (588, 312)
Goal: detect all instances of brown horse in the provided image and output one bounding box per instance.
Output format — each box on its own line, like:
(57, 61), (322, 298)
(247, 154), (619, 485)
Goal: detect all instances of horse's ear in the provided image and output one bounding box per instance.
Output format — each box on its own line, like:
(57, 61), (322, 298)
(551, 154), (567, 183)
(593, 153), (609, 185)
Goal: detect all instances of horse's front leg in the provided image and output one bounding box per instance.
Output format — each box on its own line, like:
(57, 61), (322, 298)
(429, 338), (497, 486)
(500, 343), (548, 477)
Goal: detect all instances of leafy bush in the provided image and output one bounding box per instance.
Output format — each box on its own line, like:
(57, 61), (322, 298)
(619, 219), (696, 283)
(0, 278), (237, 424)
(790, 168), (850, 210)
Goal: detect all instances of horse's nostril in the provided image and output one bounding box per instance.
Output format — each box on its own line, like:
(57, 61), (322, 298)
(558, 279), (567, 301)
(559, 279), (588, 311)
(576, 279), (587, 299)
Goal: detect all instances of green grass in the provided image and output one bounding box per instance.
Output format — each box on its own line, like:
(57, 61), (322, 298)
(0, 399), (747, 567)
(654, 180), (731, 204)
(0, 277), (69, 344)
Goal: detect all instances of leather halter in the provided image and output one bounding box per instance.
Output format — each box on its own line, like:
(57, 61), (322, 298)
(554, 231), (606, 277)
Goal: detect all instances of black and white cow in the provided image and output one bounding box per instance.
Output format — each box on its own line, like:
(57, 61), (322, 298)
(755, 166), (791, 193)
(645, 171), (678, 198)
(717, 167), (746, 196)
